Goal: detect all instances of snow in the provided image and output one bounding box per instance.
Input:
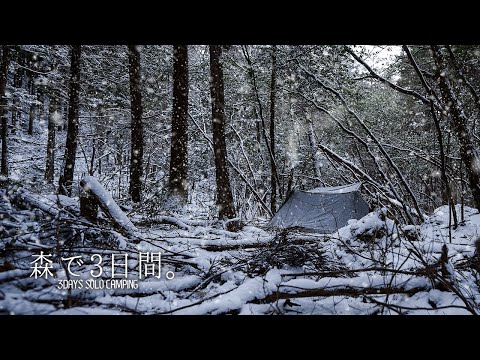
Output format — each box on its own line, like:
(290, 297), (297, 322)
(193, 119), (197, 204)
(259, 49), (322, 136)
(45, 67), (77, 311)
(81, 176), (138, 237)
(3, 44), (480, 316)
(2, 177), (480, 314)
(307, 182), (362, 194)
(173, 268), (282, 315)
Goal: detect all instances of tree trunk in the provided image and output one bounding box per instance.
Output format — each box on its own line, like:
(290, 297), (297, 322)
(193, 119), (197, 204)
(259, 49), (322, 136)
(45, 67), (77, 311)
(308, 119), (322, 184)
(402, 45), (457, 227)
(80, 176), (139, 238)
(59, 45), (81, 196)
(127, 45), (143, 203)
(269, 45), (278, 214)
(168, 45), (189, 201)
(28, 103), (35, 135)
(1, 46), (11, 177)
(431, 45), (480, 212)
(11, 56), (23, 135)
(242, 46), (283, 199)
(44, 96), (56, 182)
(27, 64), (35, 135)
(209, 45), (239, 232)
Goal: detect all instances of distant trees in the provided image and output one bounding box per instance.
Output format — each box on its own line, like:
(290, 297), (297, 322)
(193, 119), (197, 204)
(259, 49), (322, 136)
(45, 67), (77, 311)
(0, 46), (11, 177)
(2, 44), (480, 229)
(59, 45), (81, 196)
(127, 45), (144, 203)
(269, 45), (278, 214)
(168, 45), (189, 202)
(209, 45), (240, 231)
(11, 49), (23, 135)
(430, 45), (480, 213)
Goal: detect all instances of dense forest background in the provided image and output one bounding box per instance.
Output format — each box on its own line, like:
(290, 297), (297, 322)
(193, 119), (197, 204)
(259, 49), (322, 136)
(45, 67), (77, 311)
(2, 45), (480, 227)
(1, 45), (480, 314)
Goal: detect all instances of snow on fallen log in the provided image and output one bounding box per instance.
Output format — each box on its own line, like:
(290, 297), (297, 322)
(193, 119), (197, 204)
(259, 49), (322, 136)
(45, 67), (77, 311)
(13, 189), (60, 217)
(256, 275), (431, 303)
(151, 216), (191, 231)
(170, 269), (282, 315)
(0, 269), (32, 283)
(80, 176), (138, 239)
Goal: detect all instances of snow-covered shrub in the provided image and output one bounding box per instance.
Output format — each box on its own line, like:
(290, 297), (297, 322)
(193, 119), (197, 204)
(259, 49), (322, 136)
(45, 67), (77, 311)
(349, 208), (394, 243)
(401, 224), (420, 242)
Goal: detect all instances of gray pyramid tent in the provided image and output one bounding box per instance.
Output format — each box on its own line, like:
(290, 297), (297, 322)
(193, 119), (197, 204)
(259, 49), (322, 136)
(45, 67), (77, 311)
(268, 183), (369, 233)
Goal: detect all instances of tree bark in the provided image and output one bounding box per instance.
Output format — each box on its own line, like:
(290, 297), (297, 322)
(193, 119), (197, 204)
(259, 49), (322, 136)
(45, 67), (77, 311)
(308, 119), (322, 184)
(59, 45), (81, 196)
(11, 53), (23, 135)
(27, 65), (35, 135)
(209, 45), (239, 232)
(269, 45), (278, 214)
(0, 46), (11, 177)
(431, 45), (480, 212)
(127, 45), (143, 203)
(44, 96), (56, 182)
(28, 103), (35, 135)
(168, 45), (189, 201)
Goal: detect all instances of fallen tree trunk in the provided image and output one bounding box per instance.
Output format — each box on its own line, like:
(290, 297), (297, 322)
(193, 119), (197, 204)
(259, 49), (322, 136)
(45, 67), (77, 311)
(200, 237), (322, 251)
(80, 176), (138, 239)
(135, 215), (192, 231)
(13, 189), (60, 217)
(257, 285), (429, 303)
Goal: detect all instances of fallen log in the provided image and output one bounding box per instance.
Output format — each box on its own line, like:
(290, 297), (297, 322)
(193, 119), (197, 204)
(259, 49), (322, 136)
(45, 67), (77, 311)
(136, 216), (192, 231)
(199, 238), (322, 252)
(257, 285), (429, 303)
(80, 176), (138, 239)
(13, 189), (60, 217)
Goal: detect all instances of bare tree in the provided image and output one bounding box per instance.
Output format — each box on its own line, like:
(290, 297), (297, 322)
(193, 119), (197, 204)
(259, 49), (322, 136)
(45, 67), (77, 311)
(168, 45), (189, 202)
(127, 45), (143, 203)
(242, 46), (283, 201)
(402, 45), (458, 228)
(431, 45), (480, 212)
(0, 46), (11, 177)
(59, 45), (81, 196)
(209, 45), (240, 232)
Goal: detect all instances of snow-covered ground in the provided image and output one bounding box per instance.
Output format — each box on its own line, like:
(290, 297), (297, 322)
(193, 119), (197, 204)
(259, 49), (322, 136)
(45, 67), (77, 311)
(1, 188), (479, 314)
(1, 128), (479, 315)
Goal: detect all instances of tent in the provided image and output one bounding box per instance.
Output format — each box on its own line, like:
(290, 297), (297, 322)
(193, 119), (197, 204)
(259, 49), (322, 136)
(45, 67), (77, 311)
(268, 183), (369, 233)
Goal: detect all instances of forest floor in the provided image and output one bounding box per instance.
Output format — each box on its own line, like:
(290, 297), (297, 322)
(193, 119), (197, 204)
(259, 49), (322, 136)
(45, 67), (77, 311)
(1, 131), (480, 314)
(1, 189), (479, 314)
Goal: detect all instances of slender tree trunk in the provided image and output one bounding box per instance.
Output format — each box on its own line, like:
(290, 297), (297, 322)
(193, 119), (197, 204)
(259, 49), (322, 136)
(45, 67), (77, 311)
(402, 45), (457, 228)
(45, 96), (56, 182)
(308, 119), (322, 184)
(127, 45), (143, 203)
(242, 46), (283, 198)
(168, 45), (189, 201)
(59, 45), (81, 196)
(27, 72), (35, 135)
(431, 45), (480, 212)
(0, 46), (11, 177)
(254, 108), (261, 146)
(28, 103), (35, 135)
(269, 45), (278, 214)
(11, 56), (23, 135)
(209, 45), (239, 232)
